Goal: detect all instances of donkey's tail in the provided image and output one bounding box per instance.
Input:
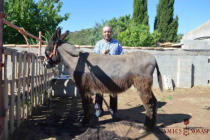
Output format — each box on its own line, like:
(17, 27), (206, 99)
(155, 61), (163, 91)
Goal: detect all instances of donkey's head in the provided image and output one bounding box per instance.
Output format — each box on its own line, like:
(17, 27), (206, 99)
(44, 27), (69, 68)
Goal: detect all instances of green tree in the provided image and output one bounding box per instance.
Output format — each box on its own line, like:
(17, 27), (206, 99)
(68, 22), (104, 45)
(67, 15), (132, 46)
(106, 15), (131, 39)
(118, 22), (154, 47)
(133, 0), (149, 25)
(88, 23), (103, 45)
(3, 0), (69, 44)
(154, 0), (178, 42)
(176, 33), (183, 43)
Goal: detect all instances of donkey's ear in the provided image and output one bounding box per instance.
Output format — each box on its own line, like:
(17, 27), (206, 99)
(60, 30), (69, 41)
(51, 27), (61, 41)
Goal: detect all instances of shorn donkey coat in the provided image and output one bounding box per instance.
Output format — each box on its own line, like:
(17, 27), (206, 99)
(44, 28), (163, 130)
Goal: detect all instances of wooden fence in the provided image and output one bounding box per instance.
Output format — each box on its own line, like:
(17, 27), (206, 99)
(1, 46), (54, 139)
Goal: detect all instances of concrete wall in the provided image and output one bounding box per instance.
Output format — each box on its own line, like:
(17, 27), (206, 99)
(154, 52), (210, 88)
(130, 49), (210, 88)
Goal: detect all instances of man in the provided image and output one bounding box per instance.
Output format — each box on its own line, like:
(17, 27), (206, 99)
(93, 25), (123, 119)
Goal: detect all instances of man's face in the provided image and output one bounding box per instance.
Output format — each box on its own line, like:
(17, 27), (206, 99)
(103, 26), (112, 42)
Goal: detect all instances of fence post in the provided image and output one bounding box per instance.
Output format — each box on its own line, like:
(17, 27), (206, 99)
(17, 53), (22, 127)
(3, 54), (8, 140)
(22, 53), (27, 120)
(0, 0), (5, 140)
(10, 52), (16, 135)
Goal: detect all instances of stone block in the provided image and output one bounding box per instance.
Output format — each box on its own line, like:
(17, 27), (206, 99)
(163, 75), (174, 91)
(182, 39), (210, 50)
(177, 58), (193, 88)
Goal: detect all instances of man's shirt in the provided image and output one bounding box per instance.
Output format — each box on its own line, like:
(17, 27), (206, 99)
(94, 39), (124, 55)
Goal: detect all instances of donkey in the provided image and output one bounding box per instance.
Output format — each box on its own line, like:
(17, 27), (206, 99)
(44, 27), (163, 130)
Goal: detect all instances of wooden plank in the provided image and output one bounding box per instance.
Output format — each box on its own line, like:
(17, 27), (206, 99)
(15, 54), (18, 84)
(45, 71), (49, 98)
(36, 58), (39, 106)
(26, 55), (31, 117)
(17, 53), (22, 127)
(43, 68), (47, 104)
(34, 59), (38, 106)
(3, 54), (8, 140)
(4, 44), (47, 48)
(22, 53), (26, 120)
(9, 52), (15, 135)
(47, 71), (50, 98)
(41, 63), (44, 104)
(37, 61), (39, 105)
(31, 55), (35, 109)
(38, 61), (41, 105)
(33, 58), (36, 106)
(74, 87), (78, 97)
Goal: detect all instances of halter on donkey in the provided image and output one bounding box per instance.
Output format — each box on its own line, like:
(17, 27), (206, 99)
(44, 27), (163, 130)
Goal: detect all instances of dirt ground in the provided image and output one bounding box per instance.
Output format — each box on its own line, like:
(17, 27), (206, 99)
(11, 86), (210, 140)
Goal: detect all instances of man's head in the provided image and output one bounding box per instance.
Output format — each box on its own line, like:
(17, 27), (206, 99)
(102, 25), (112, 42)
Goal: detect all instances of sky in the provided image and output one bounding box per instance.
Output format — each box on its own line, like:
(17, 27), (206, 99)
(58, 0), (210, 34)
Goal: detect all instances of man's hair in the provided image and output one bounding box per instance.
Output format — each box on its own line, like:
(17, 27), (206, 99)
(103, 25), (112, 32)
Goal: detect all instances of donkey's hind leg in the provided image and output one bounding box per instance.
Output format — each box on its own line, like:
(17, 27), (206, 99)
(139, 89), (157, 130)
(133, 76), (157, 130)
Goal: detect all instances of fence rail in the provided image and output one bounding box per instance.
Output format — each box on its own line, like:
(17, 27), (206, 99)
(3, 44), (47, 48)
(2, 46), (54, 139)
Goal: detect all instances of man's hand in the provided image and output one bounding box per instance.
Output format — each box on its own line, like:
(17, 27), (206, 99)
(102, 49), (110, 54)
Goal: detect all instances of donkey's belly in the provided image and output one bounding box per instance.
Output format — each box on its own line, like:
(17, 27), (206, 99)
(89, 80), (133, 94)
(76, 73), (133, 94)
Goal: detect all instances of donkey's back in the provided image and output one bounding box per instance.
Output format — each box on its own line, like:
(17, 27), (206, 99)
(87, 51), (157, 77)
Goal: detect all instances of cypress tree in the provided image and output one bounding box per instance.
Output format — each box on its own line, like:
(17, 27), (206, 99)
(154, 0), (178, 42)
(133, 0), (149, 25)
